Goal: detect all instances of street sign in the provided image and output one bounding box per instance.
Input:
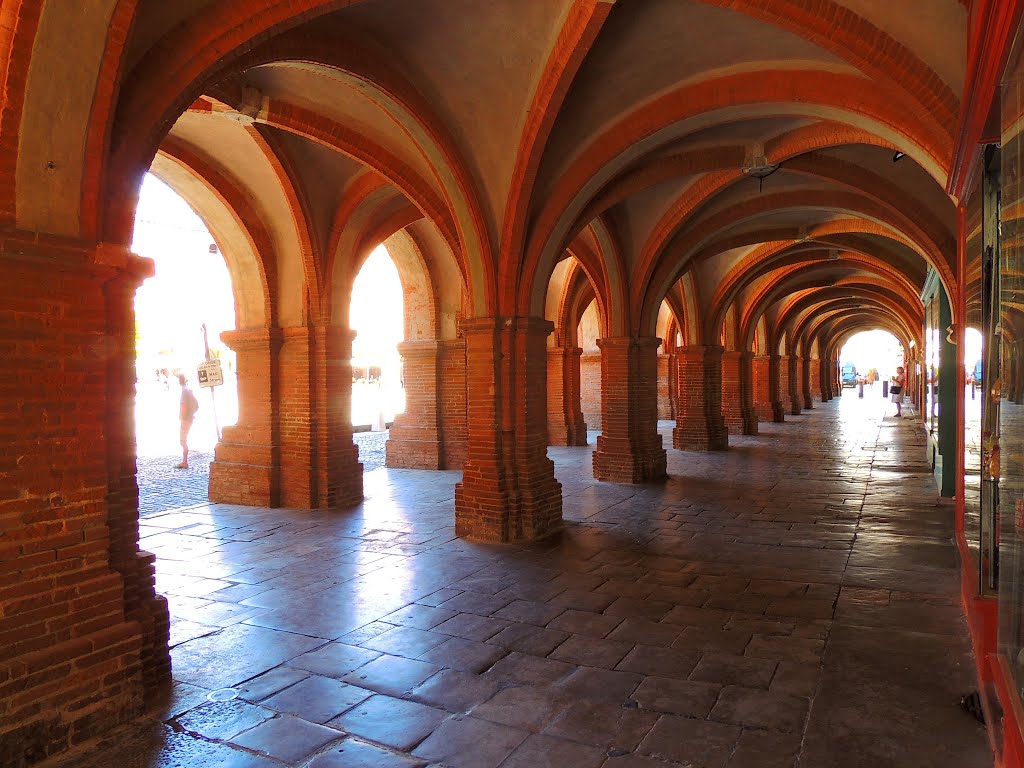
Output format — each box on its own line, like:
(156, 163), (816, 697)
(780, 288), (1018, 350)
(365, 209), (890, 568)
(196, 359), (224, 388)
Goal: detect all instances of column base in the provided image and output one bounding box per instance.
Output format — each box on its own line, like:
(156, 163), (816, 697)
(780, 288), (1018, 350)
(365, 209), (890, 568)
(210, 437), (279, 506)
(672, 423), (728, 451)
(386, 422), (442, 470)
(772, 401), (786, 422)
(740, 406), (760, 435)
(455, 469), (564, 543)
(593, 436), (667, 483)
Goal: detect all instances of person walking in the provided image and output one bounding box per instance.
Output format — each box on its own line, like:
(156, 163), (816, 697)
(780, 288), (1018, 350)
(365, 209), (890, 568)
(890, 366), (906, 417)
(176, 373), (199, 468)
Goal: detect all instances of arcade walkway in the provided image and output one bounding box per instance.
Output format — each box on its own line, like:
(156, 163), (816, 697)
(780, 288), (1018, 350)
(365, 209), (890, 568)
(55, 396), (988, 768)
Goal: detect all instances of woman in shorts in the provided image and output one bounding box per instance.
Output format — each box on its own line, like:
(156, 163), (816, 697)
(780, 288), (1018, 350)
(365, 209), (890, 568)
(890, 366), (905, 417)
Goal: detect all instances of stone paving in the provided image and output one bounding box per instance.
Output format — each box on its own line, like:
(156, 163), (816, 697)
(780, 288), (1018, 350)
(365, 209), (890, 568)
(137, 432), (390, 515)
(56, 396), (989, 767)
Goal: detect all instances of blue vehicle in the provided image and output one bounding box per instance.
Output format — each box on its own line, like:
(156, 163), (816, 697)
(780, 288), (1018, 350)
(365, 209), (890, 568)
(841, 362), (858, 387)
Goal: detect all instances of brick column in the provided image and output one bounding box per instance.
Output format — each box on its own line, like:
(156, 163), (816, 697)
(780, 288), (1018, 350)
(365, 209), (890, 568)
(668, 349), (679, 420)
(673, 345), (729, 451)
(739, 352), (759, 435)
(580, 351), (601, 428)
(788, 355), (802, 415)
(751, 354), (772, 423)
(809, 357), (823, 402)
(277, 326), (362, 509)
(657, 352), (674, 420)
(210, 329), (281, 506)
(801, 356), (814, 409)
(0, 236), (169, 763)
(721, 350), (744, 433)
(438, 339), (467, 468)
(316, 326), (363, 507)
(770, 354), (787, 422)
(387, 340), (443, 469)
(593, 336), (668, 481)
(455, 317), (562, 542)
(547, 345), (588, 446)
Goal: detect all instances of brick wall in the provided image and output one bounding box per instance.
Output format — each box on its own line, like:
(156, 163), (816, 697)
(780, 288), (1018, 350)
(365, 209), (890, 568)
(721, 351), (744, 433)
(0, 237), (168, 767)
(580, 351), (601, 429)
(752, 355), (773, 423)
(657, 353), (674, 420)
(438, 339), (467, 469)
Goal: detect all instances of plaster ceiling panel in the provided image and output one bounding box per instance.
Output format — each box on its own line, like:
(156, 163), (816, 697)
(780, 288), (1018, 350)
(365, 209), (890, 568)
(125, 0), (220, 72)
(245, 64), (437, 197)
(835, 0), (966, 94)
(165, 112), (299, 253)
(538, 0), (861, 194)
(814, 144), (956, 228)
(668, 117), (816, 151)
(333, 0), (573, 230)
(607, 176), (698, 267)
(265, 129), (371, 252)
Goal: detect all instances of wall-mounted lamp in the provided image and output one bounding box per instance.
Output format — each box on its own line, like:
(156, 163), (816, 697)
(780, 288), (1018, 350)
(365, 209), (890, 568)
(892, 151), (906, 163)
(946, 324), (957, 344)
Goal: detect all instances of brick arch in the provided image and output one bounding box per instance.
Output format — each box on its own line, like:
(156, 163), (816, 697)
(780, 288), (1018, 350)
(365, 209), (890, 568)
(330, 200), (426, 326)
(560, 263), (601, 346)
(562, 242), (608, 341)
(640, 188), (950, 336)
(499, 0), (616, 316)
(521, 68), (954, 321)
(0, 0), (46, 224)
(248, 125), (324, 325)
(773, 283), (922, 355)
(826, 316), (916, 363)
(379, 228), (440, 342)
(153, 139), (275, 330)
(707, 240), (921, 346)
(103, 24), (492, 313)
(739, 267), (913, 352)
(692, 0), (959, 133)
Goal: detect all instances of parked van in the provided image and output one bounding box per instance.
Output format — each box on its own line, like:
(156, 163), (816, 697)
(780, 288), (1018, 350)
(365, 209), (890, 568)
(841, 362), (858, 387)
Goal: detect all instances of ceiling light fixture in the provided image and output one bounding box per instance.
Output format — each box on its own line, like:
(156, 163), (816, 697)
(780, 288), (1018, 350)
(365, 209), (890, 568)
(742, 143), (780, 192)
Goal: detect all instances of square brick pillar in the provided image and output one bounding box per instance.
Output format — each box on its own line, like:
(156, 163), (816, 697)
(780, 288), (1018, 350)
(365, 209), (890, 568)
(547, 345), (588, 446)
(593, 336), (668, 481)
(801, 356), (814, 409)
(277, 326), (362, 509)
(455, 317), (562, 542)
(657, 352), (674, 420)
(721, 351), (744, 434)
(751, 354), (772, 424)
(673, 345), (729, 451)
(787, 356), (802, 415)
(0, 237), (169, 766)
(770, 354), (787, 422)
(316, 326), (363, 508)
(210, 328), (281, 506)
(580, 351), (601, 428)
(386, 340), (443, 469)
(739, 352), (759, 435)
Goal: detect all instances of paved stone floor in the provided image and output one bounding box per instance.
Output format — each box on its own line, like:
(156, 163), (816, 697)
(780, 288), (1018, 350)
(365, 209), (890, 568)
(137, 432), (390, 515)
(57, 396), (989, 767)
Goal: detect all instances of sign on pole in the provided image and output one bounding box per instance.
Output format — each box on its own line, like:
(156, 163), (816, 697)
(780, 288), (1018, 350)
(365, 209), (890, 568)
(196, 358), (224, 388)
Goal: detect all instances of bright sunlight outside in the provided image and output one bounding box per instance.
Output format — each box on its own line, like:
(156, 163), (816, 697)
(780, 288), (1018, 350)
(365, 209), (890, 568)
(131, 174), (408, 465)
(838, 329), (905, 384)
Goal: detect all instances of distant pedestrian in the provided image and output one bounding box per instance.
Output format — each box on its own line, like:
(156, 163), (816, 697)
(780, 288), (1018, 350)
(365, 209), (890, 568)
(176, 373), (199, 468)
(890, 366), (906, 417)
